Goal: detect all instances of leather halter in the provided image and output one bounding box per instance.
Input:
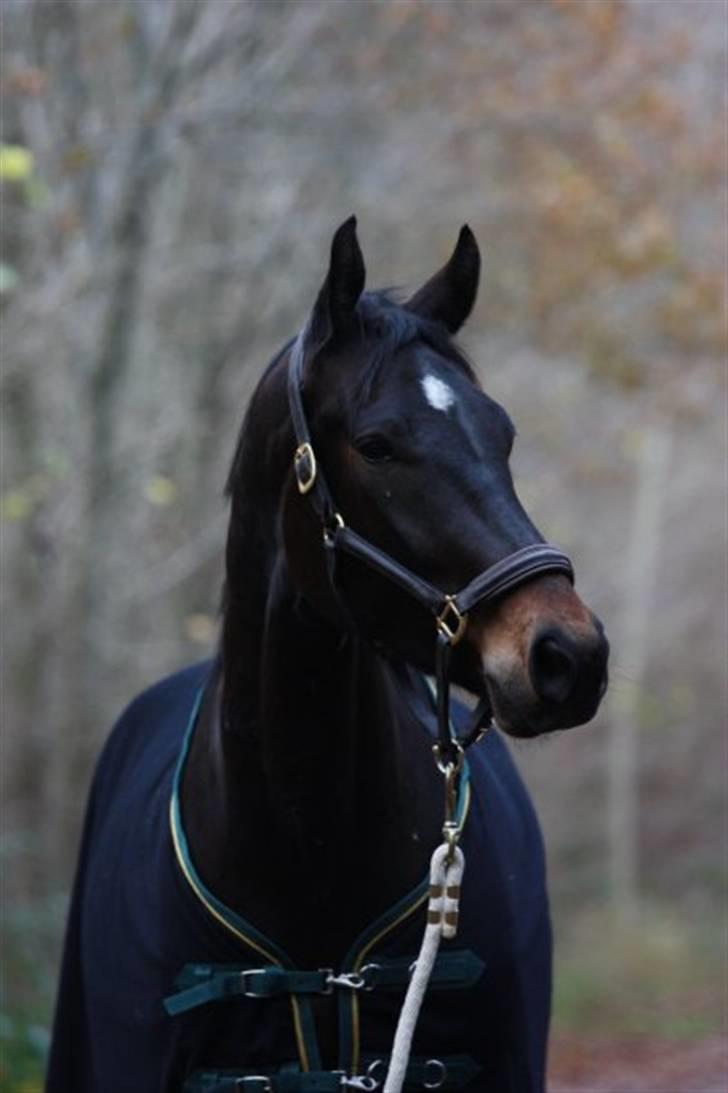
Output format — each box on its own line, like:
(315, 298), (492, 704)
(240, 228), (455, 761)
(286, 333), (574, 762)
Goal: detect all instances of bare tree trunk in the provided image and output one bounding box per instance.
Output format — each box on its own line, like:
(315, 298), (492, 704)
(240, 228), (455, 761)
(42, 1), (203, 865)
(607, 419), (673, 919)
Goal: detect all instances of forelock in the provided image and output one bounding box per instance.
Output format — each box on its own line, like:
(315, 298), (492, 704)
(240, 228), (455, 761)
(352, 292), (475, 404)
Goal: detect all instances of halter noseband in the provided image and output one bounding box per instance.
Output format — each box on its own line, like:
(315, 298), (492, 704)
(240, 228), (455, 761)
(286, 334), (574, 763)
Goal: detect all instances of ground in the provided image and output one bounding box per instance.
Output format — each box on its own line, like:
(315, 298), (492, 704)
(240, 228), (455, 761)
(549, 1033), (728, 1092)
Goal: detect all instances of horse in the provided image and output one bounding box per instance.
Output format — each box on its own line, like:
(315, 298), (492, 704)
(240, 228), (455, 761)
(47, 219), (608, 1093)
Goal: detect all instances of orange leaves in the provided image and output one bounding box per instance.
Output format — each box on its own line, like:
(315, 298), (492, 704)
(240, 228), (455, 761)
(658, 271), (728, 355)
(553, 0), (624, 41)
(613, 208), (675, 276)
(531, 150), (618, 235)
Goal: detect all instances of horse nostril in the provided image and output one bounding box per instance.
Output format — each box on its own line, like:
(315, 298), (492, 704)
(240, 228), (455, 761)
(529, 632), (578, 705)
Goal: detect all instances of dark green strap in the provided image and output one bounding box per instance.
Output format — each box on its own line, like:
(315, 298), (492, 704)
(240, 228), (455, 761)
(184, 1054), (480, 1091)
(165, 951), (484, 1016)
(361, 1053), (481, 1090)
(165, 967), (332, 1016)
(359, 950), (484, 991)
(184, 1073), (342, 1093)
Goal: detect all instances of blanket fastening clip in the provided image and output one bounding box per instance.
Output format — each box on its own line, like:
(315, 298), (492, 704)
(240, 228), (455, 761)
(339, 1076), (378, 1090)
(325, 970), (368, 992)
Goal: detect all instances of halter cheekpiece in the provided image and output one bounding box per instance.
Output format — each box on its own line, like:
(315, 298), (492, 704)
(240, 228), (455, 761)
(286, 331), (575, 768)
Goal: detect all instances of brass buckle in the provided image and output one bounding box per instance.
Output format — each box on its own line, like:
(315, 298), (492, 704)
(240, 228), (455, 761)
(294, 442), (316, 495)
(239, 969), (270, 998)
(436, 596), (467, 645)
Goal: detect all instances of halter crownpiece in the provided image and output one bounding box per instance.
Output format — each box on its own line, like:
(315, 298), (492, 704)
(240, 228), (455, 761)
(286, 333), (574, 762)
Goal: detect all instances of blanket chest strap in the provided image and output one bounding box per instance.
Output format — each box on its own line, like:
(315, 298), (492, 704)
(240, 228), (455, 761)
(165, 951), (484, 1016)
(184, 1052), (480, 1091)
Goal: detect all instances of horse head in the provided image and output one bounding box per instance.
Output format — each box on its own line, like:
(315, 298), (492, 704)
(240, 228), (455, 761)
(275, 218), (608, 739)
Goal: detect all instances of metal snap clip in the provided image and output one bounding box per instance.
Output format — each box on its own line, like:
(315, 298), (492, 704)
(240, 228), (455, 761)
(340, 1075), (378, 1091)
(324, 969), (367, 992)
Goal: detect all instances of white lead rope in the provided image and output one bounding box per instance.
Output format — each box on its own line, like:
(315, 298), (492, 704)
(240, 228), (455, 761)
(382, 843), (465, 1093)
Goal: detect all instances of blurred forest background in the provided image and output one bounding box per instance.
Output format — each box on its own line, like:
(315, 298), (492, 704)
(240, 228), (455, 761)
(1, 0), (726, 1088)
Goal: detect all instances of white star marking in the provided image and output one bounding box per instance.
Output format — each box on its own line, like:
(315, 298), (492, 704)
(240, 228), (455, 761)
(421, 374), (456, 412)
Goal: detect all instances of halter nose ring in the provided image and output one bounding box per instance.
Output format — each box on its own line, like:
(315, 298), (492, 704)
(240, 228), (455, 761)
(435, 596), (467, 646)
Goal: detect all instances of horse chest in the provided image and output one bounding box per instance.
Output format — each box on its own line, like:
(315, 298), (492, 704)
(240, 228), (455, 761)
(48, 663), (551, 1092)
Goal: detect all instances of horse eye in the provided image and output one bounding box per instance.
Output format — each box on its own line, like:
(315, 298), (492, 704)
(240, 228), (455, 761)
(354, 434), (394, 464)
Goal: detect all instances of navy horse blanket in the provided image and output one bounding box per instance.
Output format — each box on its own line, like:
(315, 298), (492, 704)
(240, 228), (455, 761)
(47, 661), (551, 1092)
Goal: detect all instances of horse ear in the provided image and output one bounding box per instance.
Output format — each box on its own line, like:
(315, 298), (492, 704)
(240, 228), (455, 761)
(307, 216), (366, 350)
(405, 225), (480, 334)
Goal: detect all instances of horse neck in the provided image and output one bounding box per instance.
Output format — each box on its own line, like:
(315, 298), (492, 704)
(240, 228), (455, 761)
(183, 482), (441, 965)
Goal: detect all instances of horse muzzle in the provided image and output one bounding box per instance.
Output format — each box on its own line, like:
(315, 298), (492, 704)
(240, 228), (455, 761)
(473, 577), (609, 738)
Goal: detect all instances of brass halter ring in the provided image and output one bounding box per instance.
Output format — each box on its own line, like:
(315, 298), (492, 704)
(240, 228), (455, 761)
(436, 596), (467, 646)
(322, 511), (345, 547)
